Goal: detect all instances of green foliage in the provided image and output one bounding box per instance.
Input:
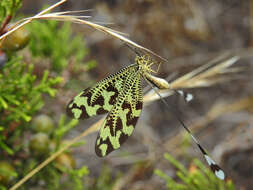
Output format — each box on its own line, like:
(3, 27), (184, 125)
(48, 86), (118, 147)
(0, 41), (96, 190)
(88, 165), (119, 190)
(0, 4), (96, 188)
(0, 57), (62, 155)
(57, 165), (89, 190)
(28, 20), (95, 73)
(42, 114), (90, 189)
(0, 0), (22, 24)
(70, 166), (90, 190)
(20, 115), (89, 190)
(0, 161), (17, 187)
(154, 153), (235, 190)
(54, 115), (79, 144)
(0, 57), (61, 122)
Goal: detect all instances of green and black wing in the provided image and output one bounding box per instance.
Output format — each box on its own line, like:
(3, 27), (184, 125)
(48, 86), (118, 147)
(95, 69), (143, 157)
(66, 64), (137, 119)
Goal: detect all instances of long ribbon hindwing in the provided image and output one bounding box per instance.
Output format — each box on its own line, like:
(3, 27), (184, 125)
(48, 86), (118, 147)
(95, 65), (143, 157)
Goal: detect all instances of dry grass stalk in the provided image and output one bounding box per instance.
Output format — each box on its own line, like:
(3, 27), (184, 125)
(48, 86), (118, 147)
(26, 12), (167, 62)
(144, 55), (240, 103)
(0, 0), (167, 62)
(0, 0), (67, 41)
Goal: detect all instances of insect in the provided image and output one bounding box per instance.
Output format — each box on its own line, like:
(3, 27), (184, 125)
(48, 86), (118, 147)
(66, 54), (225, 180)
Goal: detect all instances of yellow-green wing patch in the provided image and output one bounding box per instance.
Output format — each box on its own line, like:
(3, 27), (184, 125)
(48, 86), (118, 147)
(66, 64), (137, 119)
(95, 68), (143, 157)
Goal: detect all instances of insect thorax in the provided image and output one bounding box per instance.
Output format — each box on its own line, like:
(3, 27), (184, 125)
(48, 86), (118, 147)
(135, 55), (155, 75)
(136, 55), (170, 89)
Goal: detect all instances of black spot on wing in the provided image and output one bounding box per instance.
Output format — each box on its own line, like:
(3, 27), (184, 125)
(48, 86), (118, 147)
(122, 101), (143, 127)
(92, 95), (104, 106)
(95, 137), (114, 157)
(136, 101), (142, 110)
(127, 116), (139, 127)
(107, 84), (119, 105)
(105, 116), (115, 137)
(115, 116), (132, 148)
(82, 91), (92, 105)
(96, 107), (108, 115)
(66, 88), (95, 119)
(66, 100), (90, 119)
(79, 105), (90, 118)
(122, 101), (131, 110)
(116, 117), (123, 131)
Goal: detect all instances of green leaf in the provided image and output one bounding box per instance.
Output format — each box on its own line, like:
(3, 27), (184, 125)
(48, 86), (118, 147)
(164, 153), (188, 175)
(156, 153), (235, 190)
(0, 141), (14, 155)
(9, 107), (31, 122)
(0, 97), (8, 109)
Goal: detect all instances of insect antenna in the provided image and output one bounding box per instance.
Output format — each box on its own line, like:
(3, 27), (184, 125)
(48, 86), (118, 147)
(144, 77), (225, 180)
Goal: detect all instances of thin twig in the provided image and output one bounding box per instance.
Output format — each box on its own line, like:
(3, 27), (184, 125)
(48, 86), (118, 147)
(22, 12), (168, 62)
(0, 15), (12, 35)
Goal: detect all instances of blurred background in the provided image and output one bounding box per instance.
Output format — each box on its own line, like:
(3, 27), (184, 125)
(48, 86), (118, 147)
(1, 0), (253, 189)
